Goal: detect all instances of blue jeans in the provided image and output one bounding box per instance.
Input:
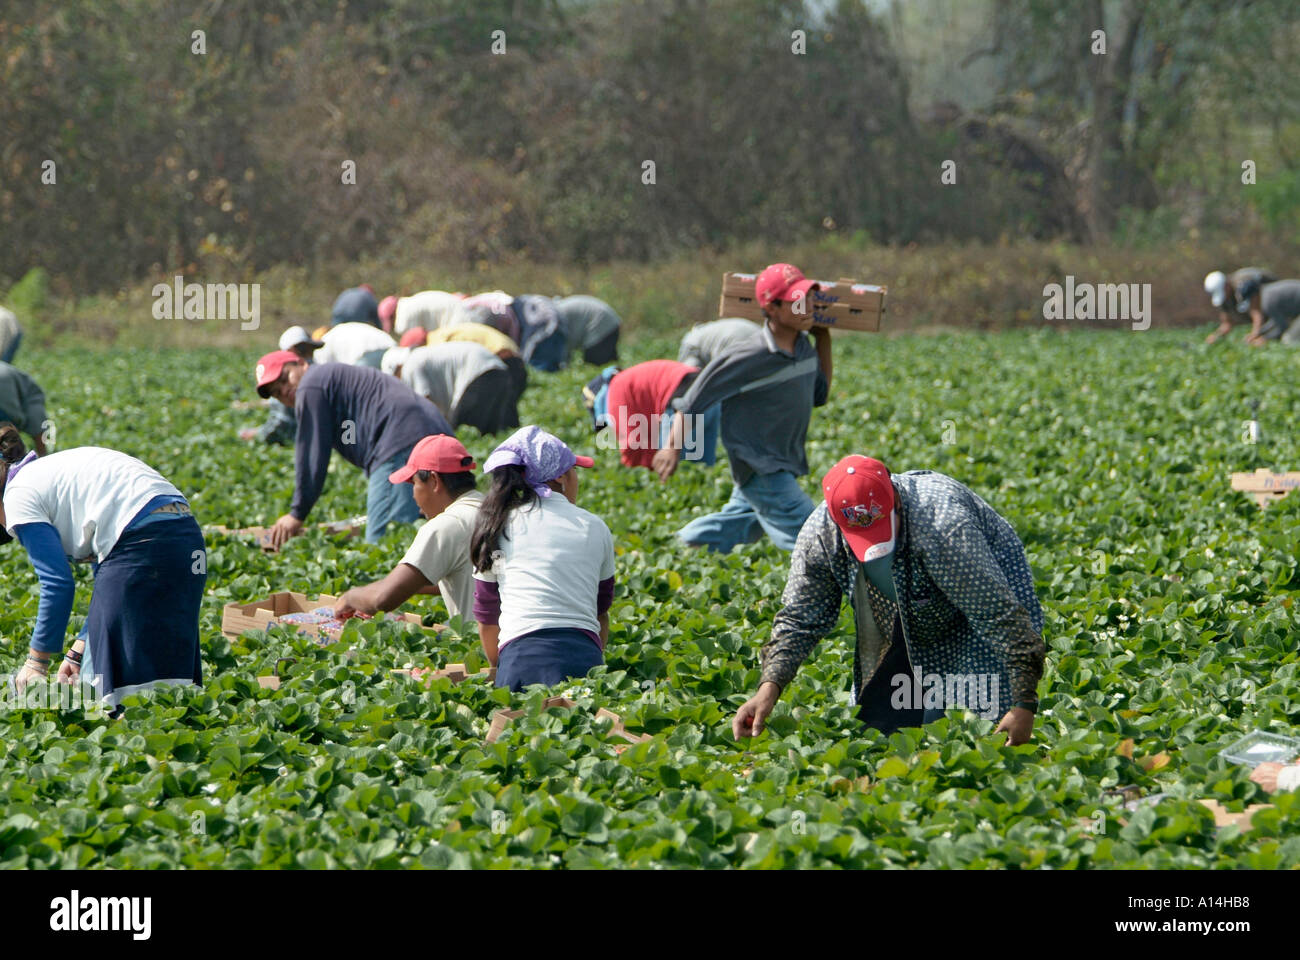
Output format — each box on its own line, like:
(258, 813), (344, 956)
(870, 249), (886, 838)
(0, 329), (20, 365)
(659, 402), (721, 467)
(366, 448), (422, 543)
(677, 470), (815, 553)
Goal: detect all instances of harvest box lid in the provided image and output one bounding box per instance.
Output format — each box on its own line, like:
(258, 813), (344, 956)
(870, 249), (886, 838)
(221, 591), (436, 641)
(1218, 730), (1300, 768)
(719, 272), (885, 332)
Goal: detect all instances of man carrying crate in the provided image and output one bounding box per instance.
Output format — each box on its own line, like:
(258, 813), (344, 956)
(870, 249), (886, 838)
(653, 263), (832, 553)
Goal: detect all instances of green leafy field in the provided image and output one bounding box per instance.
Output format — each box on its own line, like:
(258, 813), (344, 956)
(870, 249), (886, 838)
(1, 331), (1298, 868)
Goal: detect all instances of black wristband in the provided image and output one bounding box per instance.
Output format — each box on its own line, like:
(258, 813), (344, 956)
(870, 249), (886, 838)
(1012, 700), (1038, 713)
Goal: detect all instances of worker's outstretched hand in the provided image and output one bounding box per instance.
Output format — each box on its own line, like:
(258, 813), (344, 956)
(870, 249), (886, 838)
(995, 706), (1034, 746)
(732, 682), (781, 740)
(267, 513), (304, 550)
(651, 446), (678, 482)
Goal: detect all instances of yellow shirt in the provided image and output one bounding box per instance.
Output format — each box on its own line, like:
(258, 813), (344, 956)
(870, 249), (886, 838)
(425, 322), (519, 355)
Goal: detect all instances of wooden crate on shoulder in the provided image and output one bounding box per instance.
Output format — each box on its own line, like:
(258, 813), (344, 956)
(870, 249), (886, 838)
(719, 272), (885, 331)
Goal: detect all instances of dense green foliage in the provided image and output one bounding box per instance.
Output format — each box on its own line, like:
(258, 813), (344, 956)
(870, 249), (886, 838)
(1, 331), (1298, 868)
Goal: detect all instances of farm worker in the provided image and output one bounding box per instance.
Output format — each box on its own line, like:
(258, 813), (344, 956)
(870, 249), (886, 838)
(253, 350), (453, 546)
(554, 294), (621, 365)
(0, 362), (49, 455)
(677, 317), (761, 368)
(0, 424), (206, 711)
(512, 294), (568, 372)
(1203, 268), (1276, 344)
(732, 456), (1046, 745)
(334, 435), (484, 625)
(242, 325), (327, 445)
(379, 290), (466, 336)
(1249, 762), (1300, 794)
(1235, 276), (1300, 346)
(471, 425), (614, 691)
(450, 291), (520, 343)
(313, 321), (396, 368)
(330, 284), (381, 328)
(381, 342), (521, 436)
(425, 322), (528, 399)
(653, 263), (832, 553)
(583, 360), (720, 470)
(0, 305), (21, 365)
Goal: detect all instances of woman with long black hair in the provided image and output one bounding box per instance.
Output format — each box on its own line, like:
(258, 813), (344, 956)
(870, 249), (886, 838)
(0, 423), (206, 711)
(470, 426), (615, 691)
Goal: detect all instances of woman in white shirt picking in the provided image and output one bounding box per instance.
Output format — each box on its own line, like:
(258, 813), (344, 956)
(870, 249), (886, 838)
(470, 426), (615, 691)
(0, 424), (206, 711)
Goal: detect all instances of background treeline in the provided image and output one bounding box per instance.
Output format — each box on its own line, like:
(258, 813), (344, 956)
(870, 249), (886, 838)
(2, 0), (1299, 313)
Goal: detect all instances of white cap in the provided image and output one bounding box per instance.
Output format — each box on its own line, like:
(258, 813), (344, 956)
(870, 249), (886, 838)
(381, 346), (411, 377)
(1204, 271), (1228, 308)
(279, 325), (323, 351)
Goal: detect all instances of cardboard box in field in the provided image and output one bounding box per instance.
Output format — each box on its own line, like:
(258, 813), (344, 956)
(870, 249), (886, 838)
(221, 591), (434, 641)
(393, 663), (498, 685)
(1230, 469), (1300, 509)
(485, 697), (577, 744)
(208, 516), (367, 552)
(719, 272), (886, 331)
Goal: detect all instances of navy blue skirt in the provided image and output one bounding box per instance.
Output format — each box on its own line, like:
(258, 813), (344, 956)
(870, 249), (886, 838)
(84, 516), (206, 708)
(495, 628), (603, 692)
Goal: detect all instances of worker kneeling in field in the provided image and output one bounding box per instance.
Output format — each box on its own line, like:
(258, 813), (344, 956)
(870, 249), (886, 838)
(1203, 268), (1276, 345)
(423, 321), (528, 400)
(583, 360), (720, 469)
(334, 435), (484, 626)
(654, 263), (832, 553)
(1234, 275), (1300, 346)
(0, 360), (49, 456)
(732, 456), (1046, 746)
(0, 424), (205, 713)
(471, 426), (614, 692)
(0, 305), (22, 365)
(254, 350), (453, 547)
(381, 341), (521, 436)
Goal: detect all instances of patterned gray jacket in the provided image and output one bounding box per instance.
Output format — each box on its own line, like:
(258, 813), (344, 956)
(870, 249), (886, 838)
(761, 470), (1045, 719)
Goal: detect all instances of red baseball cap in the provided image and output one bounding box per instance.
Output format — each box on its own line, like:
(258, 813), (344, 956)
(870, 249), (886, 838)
(822, 455), (896, 562)
(755, 262), (818, 308)
(389, 434), (477, 484)
(399, 327), (427, 348)
(255, 350), (304, 399)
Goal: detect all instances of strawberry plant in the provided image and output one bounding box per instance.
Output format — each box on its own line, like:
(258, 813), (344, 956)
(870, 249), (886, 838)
(1, 331), (1298, 868)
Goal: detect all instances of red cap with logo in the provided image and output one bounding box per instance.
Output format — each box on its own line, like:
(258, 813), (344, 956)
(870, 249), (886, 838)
(755, 262), (818, 308)
(255, 350), (303, 399)
(822, 455), (896, 562)
(389, 434), (477, 484)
